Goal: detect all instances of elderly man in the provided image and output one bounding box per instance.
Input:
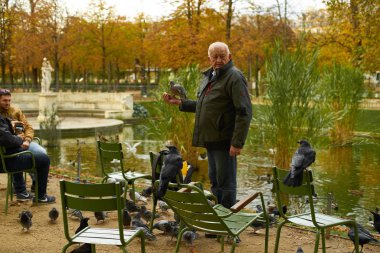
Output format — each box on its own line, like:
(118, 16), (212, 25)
(0, 89), (53, 202)
(163, 42), (252, 208)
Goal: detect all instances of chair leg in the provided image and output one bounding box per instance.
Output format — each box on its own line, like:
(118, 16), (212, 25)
(61, 242), (75, 253)
(274, 220), (286, 253)
(5, 174), (12, 214)
(264, 216), (269, 253)
(352, 224), (360, 253)
(149, 195), (158, 230)
(140, 232), (146, 253)
(91, 244), (96, 253)
(119, 246), (127, 253)
(230, 237), (237, 253)
(130, 181), (136, 203)
(314, 229), (321, 253)
(321, 228), (326, 253)
(175, 227), (189, 253)
(34, 176), (38, 206)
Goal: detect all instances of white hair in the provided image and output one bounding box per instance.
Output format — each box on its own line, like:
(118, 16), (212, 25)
(208, 42), (230, 57)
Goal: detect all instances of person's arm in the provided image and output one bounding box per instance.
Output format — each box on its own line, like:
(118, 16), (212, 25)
(0, 119), (23, 148)
(14, 108), (34, 142)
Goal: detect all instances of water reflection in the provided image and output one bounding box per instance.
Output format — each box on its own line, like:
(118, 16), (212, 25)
(45, 124), (380, 225)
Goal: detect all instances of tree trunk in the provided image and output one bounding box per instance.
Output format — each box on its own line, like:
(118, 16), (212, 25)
(225, 0), (233, 42)
(32, 67), (38, 91)
(254, 54), (260, 97)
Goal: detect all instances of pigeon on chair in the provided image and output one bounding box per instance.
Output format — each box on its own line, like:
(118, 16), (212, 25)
(157, 145), (183, 198)
(283, 140), (316, 187)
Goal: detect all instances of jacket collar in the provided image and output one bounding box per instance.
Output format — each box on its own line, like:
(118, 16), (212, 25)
(203, 60), (234, 81)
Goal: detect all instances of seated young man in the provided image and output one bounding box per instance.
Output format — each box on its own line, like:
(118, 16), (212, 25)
(0, 113), (55, 203)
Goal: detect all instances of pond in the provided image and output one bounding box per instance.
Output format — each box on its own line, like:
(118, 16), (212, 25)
(43, 124), (380, 225)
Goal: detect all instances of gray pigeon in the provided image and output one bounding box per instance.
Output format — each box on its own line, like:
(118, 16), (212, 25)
(19, 210), (32, 231)
(283, 140), (316, 187)
(131, 213), (149, 230)
(157, 146), (183, 198)
(125, 199), (140, 213)
(158, 200), (170, 211)
(94, 211), (106, 223)
(182, 230), (198, 245)
(169, 81), (187, 99)
(135, 226), (157, 241)
(140, 205), (159, 223)
(70, 209), (83, 220)
(296, 246), (304, 253)
(49, 207), (59, 222)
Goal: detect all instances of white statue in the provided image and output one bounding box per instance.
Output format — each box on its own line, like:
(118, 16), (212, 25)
(41, 57), (53, 93)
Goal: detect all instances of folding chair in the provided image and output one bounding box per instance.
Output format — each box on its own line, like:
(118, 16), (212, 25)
(0, 146), (38, 214)
(272, 166), (360, 253)
(97, 141), (151, 202)
(154, 180), (269, 253)
(60, 180), (145, 253)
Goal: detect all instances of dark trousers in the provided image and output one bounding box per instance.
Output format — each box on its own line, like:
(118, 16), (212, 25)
(7, 151), (50, 197)
(207, 149), (237, 208)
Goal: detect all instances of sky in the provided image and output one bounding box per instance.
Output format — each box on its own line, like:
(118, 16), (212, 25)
(62, 0), (326, 20)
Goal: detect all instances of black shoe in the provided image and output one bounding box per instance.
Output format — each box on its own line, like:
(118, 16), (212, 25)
(33, 194), (56, 204)
(17, 191), (33, 202)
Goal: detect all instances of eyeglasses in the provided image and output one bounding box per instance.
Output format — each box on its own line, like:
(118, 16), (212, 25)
(0, 89), (10, 95)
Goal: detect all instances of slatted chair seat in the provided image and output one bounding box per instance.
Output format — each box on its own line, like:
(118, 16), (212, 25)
(73, 227), (142, 246)
(155, 180), (269, 253)
(97, 141), (152, 203)
(272, 166), (360, 253)
(60, 180), (145, 253)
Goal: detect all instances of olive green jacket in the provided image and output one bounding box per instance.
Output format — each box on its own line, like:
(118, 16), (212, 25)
(180, 61), (252, 150)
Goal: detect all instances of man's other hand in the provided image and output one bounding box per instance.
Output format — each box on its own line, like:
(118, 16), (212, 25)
(229, 146), (242, 156)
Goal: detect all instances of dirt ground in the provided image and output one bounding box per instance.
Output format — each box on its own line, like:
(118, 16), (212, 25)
(0, 174), (379, 253)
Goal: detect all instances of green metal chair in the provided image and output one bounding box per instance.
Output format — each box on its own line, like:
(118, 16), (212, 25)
(0, 146), (38, 214)
(272, 166), (360, 253)
(154, 180), (269, 253)
(60, 180), (145, 253)
(97, 141), (152, 203)
(148, 151), (217, 230)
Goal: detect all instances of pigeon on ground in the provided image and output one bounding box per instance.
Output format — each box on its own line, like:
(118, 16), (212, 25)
(129, 191), (147, 203)
(70, 243), (92, 253)
(135, 226), (157, 241)
(140, 205), (159, 223)
(296, 246), (304, 253)
(157, 145), (183, 198)
(131, 213), (149, 230)
(182, 230), (198, 245)
(272, 205), (288, 216)
(169, 81), (187, 99)
(122, 208), (131, 228)
(75, 217), (90, 234)
(371, 210), (380, 234)
(153, 220), (177, 234)
(158, 200), (170, 211)
(283, 140), (316, 187)
(140, 186), (153, 198)
(125, 199), (140, 213)
(49, 207), (59, 223)
(94, 211), (107, 223)
(348, 224), (378, 253)
(70, 209), (83, 220)
(19, 210), (32, 231)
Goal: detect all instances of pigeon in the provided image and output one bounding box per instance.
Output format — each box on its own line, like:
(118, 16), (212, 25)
(271, 205), (288, 216)
(49, 207), (59, 222)
(140, 205), (159, 223)
(129, 191), (147, 203)
(69, 243), (92, 253)
(125, 199), (140, 213)
(283, 140), (316, 187)
(158, 200), (170, 211)
(348, 224), (378, 253)
(131, 213), (149, 230)
(140, 186), (153, 198)
(169, 81), (187, 99)
(122, 208), (131, 228)
(296, 246), (304, 253)
(135, 226), (157, 241)
(157, 145), (183, 198)
(75, 217), (90, 234)
(19, 210), (33, 231)
(371, 210), (380, 234)
(182, 230), (198, 245)
(94, 211), (107, 223)
(153, 220), (177, 234)
(70, 209), (83, 220)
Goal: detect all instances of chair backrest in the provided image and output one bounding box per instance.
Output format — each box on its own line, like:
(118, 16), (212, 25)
(272, 166), (317, 221)
(60, 180), (126, 242)
(149, 151), (164, 184)
(154, 180), (232, 235)
(97, 141), (127, 176)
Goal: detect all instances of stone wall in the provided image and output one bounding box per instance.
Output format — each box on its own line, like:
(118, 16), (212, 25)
(12, 92), (134, 119)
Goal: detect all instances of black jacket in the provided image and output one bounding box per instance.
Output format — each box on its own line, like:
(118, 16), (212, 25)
(180, 61), (252, 150)
(0, 115), (23, 154)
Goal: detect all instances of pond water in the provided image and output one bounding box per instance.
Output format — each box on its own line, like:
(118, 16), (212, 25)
(44, 124), (380, 225)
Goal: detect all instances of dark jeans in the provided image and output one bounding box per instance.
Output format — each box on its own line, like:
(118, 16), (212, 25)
(7, 149), (50, 197)
(207, 148), (237, 208)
